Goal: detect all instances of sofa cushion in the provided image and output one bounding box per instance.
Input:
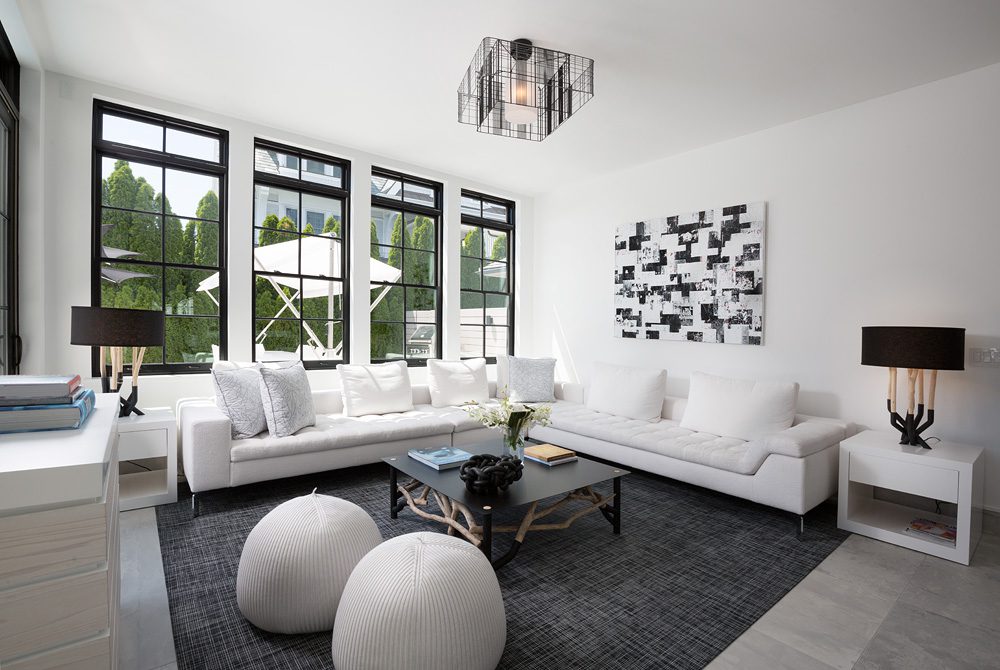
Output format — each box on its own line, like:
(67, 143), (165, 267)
(427, 359), (489, 407)
(586, 362), (665, 422)
(259, 363), (317, 438)
(230, 408), (455, 463)
(547, 401), (767, 475)
(422, 402), (499, 433)
(337, 361), (414, 417)
(212, 366), (267, 439)
(500, 356), (556, 402)
(680, 372), (798, 441)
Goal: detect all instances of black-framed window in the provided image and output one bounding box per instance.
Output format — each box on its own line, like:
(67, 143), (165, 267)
(0, 20), (18, 374)
(92, 100), (228, 374)
(370, 169), (442, 364)
(252, 139), (350, 368)
(460, 191), (514, 360)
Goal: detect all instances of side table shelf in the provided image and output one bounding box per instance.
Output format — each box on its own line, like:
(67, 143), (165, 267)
(838, 430), (984, 565)
(118, 408), (177, 511)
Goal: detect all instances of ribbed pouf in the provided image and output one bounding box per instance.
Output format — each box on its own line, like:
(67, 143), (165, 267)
(331, 532), (506, 670)
(236, 491), (382, 634)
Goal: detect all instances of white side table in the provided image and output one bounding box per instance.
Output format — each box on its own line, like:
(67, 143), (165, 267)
(118, 408), (177, 510)
(838, 430), (984, 565)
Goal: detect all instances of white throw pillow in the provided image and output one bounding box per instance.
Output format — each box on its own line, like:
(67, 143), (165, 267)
(212, 366), (267, 439)
(427, 359), (489, 407)
(337, 361), (414, 417)
(586, 362), (666, 422)
(507, 357), (556, 403)
(259, 363), (316, 438)
(680, 371), (799, 441)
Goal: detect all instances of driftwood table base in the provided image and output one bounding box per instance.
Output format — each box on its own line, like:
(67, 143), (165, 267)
(389, 468), (622, 569)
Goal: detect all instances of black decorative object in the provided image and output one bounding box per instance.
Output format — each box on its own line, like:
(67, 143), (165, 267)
(458, 37), (594, 142)
(861, 326), (965, 449)
(71, 306), (165, 417)
(459, 454), (524, 494)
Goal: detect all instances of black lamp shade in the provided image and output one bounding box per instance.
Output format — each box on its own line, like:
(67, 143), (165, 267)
(70, 306), (164, 347)
(861, 326), (965, 371)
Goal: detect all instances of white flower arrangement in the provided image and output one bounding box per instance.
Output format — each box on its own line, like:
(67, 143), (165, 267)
(465, 393), (552, 453)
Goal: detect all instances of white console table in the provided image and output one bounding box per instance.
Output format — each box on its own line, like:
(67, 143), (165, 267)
(118, 408), (177, 510)
(838, 429), (984, 565)
(0, 394), (121, 669)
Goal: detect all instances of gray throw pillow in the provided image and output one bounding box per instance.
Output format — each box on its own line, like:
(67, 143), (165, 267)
(259, 363), (316, 438)
(507, 357), (556, 403)
(212, 366), (267, 439)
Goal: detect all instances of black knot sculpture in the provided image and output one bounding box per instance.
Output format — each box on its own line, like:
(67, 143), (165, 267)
(459, 454), (523, 494)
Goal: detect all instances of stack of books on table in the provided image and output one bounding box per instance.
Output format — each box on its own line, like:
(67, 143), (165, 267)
(904, 518), (957, 546)
(524, 443), (577, 466)
(0, 375), (96, 433)
(407, 446), (473, 471)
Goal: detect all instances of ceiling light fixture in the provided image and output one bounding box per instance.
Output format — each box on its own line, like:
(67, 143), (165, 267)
(458, 37), (594, 142)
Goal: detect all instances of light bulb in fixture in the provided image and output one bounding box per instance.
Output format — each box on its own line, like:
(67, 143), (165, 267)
(506, 38), (536, 126)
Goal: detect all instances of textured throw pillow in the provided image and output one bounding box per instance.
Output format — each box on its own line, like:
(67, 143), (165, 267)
(680, 371), (799, 441)
(427, 358), (489, 407)
(337, 361), (414, 417)
(212, 366), (267, 439)
(586, 362), (666, 422)
(507, 356), (556, 403)
(258, 363), (316, 438)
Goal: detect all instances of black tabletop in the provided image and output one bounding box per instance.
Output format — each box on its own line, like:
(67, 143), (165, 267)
(383, 439), (629, 511)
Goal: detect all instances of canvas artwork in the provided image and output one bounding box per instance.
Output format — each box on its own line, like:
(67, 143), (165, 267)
(613, 202), (766, 344)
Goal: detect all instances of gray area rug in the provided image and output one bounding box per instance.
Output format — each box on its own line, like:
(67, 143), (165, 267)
(156, 462), (847, 670)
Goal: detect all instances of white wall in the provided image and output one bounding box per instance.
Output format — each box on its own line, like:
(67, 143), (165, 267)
(529, 63), (1000, 510)
(23, 72), (533, 404)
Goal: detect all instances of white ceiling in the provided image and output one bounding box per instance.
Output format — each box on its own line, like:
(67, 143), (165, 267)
(17, 0), (1000, 195)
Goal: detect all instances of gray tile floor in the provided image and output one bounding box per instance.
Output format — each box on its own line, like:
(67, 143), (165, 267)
(120, 509), (1000, 670)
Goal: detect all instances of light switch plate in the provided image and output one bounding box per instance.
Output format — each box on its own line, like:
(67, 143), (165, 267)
(970, 347), (1000, 366)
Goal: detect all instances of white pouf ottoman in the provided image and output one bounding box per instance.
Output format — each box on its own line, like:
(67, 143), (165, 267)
(236, 491), (382, 634)
(332, 532), (506, 670)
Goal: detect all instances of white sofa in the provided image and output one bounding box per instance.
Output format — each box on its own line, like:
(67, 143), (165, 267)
(178, 378), (848, 517)
(177, 383), (499, 496)
(530, 382), (850, 516)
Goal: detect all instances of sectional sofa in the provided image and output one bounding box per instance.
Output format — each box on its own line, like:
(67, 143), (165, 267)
(177, 363), (849, 518)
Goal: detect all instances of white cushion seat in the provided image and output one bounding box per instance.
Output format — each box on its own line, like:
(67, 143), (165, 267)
(230, 409), (454, 463)
(331, 532), (506, 670)
(236, 492), (383, 634)
(419, 401), (500, 433)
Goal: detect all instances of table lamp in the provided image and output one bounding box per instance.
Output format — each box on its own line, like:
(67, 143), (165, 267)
(71, 306), (165, 417)
(861, 326), (965, 449)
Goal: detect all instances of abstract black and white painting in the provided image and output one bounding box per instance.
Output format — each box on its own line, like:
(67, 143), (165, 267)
(614, 202), (765, 345)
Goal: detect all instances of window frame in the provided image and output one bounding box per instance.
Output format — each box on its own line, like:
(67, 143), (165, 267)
(91, 100), (229, 375)
(251, 138), (351, 369)
(460, 189), (515, 362)
(370, 167), (443, 366)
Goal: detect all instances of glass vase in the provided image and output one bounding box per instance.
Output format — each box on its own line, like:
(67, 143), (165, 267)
(503, 426), (525, 460)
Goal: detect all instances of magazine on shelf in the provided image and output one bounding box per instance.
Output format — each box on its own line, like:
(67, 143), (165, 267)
(524, 454), (578, 467)
(904, 518), (957, 546)
(0, 388), (96, 433)
(407, 446), (473, 471)
(0, 374), (82, 401)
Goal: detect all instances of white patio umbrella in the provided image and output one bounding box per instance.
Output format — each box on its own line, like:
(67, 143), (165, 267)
(197, 235), (402, 357)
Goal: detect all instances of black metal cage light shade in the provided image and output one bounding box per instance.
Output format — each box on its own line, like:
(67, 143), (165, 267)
(71, 306), (165, 417)
(458, 37), (594, 142)
(861, 326), (965, 448)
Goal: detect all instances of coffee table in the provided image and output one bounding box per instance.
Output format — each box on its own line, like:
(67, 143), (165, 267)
(383, 440), (628, 569)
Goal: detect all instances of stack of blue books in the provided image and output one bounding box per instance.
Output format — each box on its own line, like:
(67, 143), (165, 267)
(407, 446), (473, 471)
(0, 375), (96, 433)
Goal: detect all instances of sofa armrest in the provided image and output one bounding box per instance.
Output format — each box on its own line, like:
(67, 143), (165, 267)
(554, 381), (585, 404)
(177, 400), (232, 493)
(753, 420), (847, 459)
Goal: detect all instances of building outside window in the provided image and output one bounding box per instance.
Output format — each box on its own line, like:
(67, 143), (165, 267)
(460, 191), (514, 360)
(370, 169), (442, 363)
(252, 140), (350, 367)
(92, 100), (228, 372)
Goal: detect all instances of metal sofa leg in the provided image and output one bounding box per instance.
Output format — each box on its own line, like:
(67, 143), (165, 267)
(192, 493), (200, 518)
(797, 514), (804, 538)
